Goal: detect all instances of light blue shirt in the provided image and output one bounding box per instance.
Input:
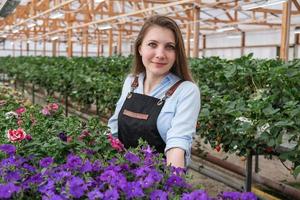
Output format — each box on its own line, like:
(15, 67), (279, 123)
(107, 72), (201, 164)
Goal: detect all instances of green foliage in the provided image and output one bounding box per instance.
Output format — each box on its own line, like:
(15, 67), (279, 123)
(0, 85), (117, 163)
(0, 54), (299, 176)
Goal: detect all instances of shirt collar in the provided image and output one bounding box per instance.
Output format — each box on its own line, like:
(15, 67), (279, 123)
(138, 72), (178, 87)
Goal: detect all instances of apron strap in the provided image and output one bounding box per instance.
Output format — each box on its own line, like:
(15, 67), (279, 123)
(157, 80), (184, 105)
(130, 76), (139, 92)
(127, 76), (139, 98)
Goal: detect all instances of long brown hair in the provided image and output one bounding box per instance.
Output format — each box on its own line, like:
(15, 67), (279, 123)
(132, 15), (194, 82)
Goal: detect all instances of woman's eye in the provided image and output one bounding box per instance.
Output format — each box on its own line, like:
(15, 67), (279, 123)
(166, 45), (175, 50)
(148, 43), (156, 47)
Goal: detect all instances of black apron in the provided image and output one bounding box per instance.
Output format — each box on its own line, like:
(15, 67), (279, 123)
(118, 76), (183, 153)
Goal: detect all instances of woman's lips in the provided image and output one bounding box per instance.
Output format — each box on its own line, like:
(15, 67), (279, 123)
(152, 62), (167, 67)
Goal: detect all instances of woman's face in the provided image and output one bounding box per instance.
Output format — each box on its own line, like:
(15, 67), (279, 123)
(138, 25), (176, 79)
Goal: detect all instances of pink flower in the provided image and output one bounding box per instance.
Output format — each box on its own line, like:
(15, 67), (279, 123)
(41, 107), (51, 116)
(78, 130), (90, 141)
(49, 103), (59, 111)
(15, 107), (26, 115)
(17, 119), (23, 127)
(107, 133), (124, 152)
(7, 128), (27, 142)
(25, 134), (32, 141)
(67, 136), (72, 143)
(0, 100), (6, 107)
(41, 103), (59, 116)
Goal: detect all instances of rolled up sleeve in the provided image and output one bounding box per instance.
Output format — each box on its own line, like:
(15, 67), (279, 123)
(107, 75), (132, 137)
(165, 82), (201, 165)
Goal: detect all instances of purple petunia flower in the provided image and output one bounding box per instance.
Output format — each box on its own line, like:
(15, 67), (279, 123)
(149, 169), (163, 182)
(0, 182), (21, 199)
(100, 169), (118, 184)
(80, 160), (93, 173)
(241, 192), (258, 200)
(49, 194), (64, 200)
(124, 152), (140, 164)
(0, 144), (16, 155)
(134, 166), (151, 177)
(68, 176), (87, 198)
(103, 188), (119, 200)
(87, 189), (103, 200)
(150, 190), (168, 200)
(38, 180), (56, 194)
(57, 132), (67, 142)
(181, 190), (210, 200)
(66, 154), (82, 169)
(221, 191), (241, 200)
(5, 170), (21, 182)
(125, 181), (144, 199)
(92, 160), (102, 172)
(22, 163), (36, 172)
(23, 173), (43, 189)
(139, 174), (155, 189)
(165, 175), (188, 191)
(40, 157), (54, 168)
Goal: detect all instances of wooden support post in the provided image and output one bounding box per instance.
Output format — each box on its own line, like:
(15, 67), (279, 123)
(20, 41), (23, 56)
(241, 32), (245, 56)
(202, 34), (206, 57)
(185, 23), (191, 58)
(52, 40), (57, 57)
(83, 28), (89, 57)
(109, 29), (113, 56)
(118, 25), (123, 55)
(67, 28), (73, 57)
(34, 40), (37, 56)
(193, 5), (200, 58)
(245, 149), (253, 192)
(12, 41), (15, 57)
(280, 0), (291, 61)
(97, 30), (101, 56)
(57, 41), (60, 56)
(108, 0), (113, 56)
(26, 41), (30, 56)
(43, 37), (46, 56)
(293, 33), (300, 58)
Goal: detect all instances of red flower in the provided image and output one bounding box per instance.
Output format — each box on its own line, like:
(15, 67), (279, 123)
(17, 119), (23, 127)
(78, 130), (90, 141)
(25, 134), (32, 141)
(7, 128), (27, 142)
(67, 136), (73, 143)
(215, 145), (221, 152)
(15, 107), (26, 116)
(107, 133), (124, 152)
(49, 103), (59, 111)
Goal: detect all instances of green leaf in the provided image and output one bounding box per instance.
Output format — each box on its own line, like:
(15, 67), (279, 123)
(224, 65), (236, 79)
(262, 104), (280, 115)
(293, 165), (300, 178)
(274, 120), (294, 127)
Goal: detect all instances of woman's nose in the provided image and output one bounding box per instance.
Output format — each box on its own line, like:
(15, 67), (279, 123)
(155, 47), (166, 59)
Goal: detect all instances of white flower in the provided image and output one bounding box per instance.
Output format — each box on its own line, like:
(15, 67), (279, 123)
(235, 116), (253, 125)
(255, 123), (270, 139)
(5, 111), (18, 119)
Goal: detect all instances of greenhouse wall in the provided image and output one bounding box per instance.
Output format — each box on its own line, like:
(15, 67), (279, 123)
(0, 29), (299, 59)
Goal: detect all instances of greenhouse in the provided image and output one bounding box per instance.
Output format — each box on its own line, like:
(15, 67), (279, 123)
(0, 0), (299, 199)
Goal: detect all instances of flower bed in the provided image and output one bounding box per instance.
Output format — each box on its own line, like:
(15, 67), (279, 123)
(0, 85), (257, 199)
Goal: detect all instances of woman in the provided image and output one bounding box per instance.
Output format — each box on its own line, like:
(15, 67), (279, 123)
(108, 15), (201, 168)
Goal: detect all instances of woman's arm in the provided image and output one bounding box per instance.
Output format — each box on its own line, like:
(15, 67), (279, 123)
(165, 82), (201, 167)
(166, 147), (185, 168)
(107, 75), (132, 136)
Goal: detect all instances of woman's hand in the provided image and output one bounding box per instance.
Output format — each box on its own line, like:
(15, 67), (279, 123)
(166, 147), (185, 168)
